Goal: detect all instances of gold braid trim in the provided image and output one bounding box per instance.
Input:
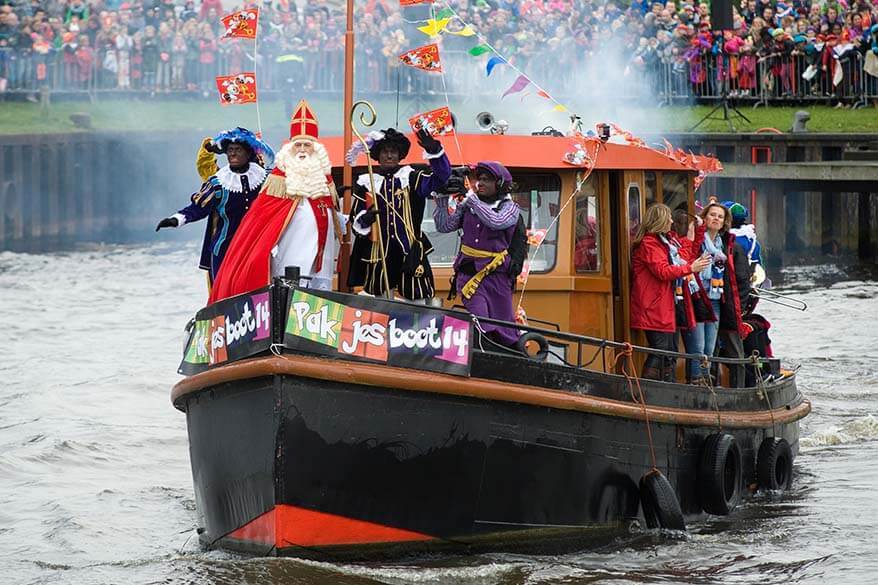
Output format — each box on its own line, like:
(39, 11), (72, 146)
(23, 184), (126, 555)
(261, 174), (288, 198)
(459, 244), (508, 299)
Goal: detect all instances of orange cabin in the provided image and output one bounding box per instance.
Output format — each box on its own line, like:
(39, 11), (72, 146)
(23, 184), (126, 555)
(323, 133), (700, 363)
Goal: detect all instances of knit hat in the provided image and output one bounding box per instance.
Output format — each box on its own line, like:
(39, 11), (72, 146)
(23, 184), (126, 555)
(722, 200), (749, 222)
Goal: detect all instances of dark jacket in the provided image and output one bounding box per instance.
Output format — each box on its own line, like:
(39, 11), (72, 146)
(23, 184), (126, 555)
(718, 231), (752, 337)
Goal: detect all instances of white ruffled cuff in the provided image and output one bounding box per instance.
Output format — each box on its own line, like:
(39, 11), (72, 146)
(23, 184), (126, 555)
(352, 210), (372, 237)
(422, 147), (445, 160)
(172, 213), (186, 227)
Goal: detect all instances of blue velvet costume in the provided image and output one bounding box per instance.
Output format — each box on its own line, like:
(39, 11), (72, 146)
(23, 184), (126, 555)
(168, 127), (274, 281)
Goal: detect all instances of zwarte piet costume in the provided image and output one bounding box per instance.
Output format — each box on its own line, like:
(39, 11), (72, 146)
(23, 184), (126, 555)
(433, 161), (523, 347)
(167, 127), (274, 281)
(347, 128), (451, 300)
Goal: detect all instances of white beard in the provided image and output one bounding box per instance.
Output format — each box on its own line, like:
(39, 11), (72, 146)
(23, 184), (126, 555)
(275, 140), (332, 199)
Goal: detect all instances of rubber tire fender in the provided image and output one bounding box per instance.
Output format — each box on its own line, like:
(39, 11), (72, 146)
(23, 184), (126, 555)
(516, 332), (549, 361)
(697, 433), (742, 515)
(639, 469), (686, 530)
(757, 437), (793, 491)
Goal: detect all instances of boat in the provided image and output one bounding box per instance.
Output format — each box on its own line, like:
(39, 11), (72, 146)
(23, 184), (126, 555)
(170, 132), (811, 559)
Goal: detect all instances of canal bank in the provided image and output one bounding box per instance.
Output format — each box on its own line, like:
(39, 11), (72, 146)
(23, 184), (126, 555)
(1, 131), (876, 265)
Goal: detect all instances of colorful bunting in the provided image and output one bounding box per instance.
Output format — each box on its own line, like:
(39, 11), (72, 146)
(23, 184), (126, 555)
(468, 44), (491, 56)
(486, 55), (506, 76)
(536, 90), (551, 99)
(417, 18), (450, 37)
(220, 8), (258, 40)
(445, 25), (476, 36)
(398, 43), (442, 72)
(409, 106), (455, 136)
(216, 73), (257, 105)
(502, 74), (530, 98)
(552, 104), (568, 112)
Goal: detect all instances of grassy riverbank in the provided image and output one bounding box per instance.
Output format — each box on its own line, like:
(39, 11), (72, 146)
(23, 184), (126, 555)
(1, 97), (876, 135)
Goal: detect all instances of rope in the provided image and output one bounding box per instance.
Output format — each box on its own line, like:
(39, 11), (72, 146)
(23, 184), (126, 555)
(752, 351), (776, 436)
(612, 342), (658, 472)
(428, 3), (465, 163)
(700, 355), (724, 430)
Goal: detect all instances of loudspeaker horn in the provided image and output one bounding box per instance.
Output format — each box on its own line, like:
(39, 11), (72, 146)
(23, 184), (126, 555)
(476, 111), (495, 132)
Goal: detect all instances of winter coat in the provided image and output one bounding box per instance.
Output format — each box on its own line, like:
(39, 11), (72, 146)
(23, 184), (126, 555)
(630, 232), (697, 333)
(717, 231), (752, 337)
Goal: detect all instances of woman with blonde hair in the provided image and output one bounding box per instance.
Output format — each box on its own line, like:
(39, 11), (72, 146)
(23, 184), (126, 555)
(631, 204), (711, 381)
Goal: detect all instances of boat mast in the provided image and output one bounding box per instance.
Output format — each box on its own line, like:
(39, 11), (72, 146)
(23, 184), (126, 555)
(339, 0), (355, 291)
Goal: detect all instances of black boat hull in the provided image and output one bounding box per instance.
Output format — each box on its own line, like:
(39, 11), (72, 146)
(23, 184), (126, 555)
(175, 353), (807, 560)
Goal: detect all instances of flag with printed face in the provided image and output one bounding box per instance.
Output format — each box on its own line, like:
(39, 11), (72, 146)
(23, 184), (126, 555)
(216, 73), (257, 105)
(398, 43), (442, 72)
(409, 106), (454, 136)
(221, 8), (259, 39)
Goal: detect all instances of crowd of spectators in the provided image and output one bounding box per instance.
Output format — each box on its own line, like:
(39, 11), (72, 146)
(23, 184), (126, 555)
(1, 0), (877, 103)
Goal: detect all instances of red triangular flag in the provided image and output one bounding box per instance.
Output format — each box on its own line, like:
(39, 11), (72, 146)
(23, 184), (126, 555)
(398, 43), (442, 72)
(536, 90), (551, 99)
(216, 72), (257, 105)
(221, 8), (259, 39)
(409, 106), (454, 136)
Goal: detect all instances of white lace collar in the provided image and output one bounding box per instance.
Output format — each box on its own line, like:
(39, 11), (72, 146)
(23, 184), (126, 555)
(356, 165), (414, 192)
(215, 163), (267, 193)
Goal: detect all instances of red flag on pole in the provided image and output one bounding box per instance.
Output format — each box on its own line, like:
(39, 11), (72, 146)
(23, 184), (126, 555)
(409, 106), (454, 136)
(221, 8), (259, 39)
(216, 73), (258, 105)
(398, 43), (442, 72)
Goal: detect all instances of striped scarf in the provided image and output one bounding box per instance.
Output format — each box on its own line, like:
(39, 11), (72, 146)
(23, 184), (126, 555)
(660, 234), (700, 303)
(701, 233), (727, 299)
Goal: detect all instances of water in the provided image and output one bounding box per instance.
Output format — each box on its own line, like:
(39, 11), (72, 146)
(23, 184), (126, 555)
(1, 243), (876, 585)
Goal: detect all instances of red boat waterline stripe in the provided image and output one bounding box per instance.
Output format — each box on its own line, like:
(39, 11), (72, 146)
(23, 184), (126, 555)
(227, 505), (433, 547)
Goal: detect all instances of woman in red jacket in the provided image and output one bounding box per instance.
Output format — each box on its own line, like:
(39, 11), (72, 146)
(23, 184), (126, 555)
(631, 204), (711, 381)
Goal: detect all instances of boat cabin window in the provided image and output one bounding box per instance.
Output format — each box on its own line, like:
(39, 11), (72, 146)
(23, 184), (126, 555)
(645, 171), (657, 206)
(661, 172), (689, 212)
(512, 174), (562, 273)
(574, 175), (599, 272)
(627, 183), (642, 240)
(424, 173), (562, 273)
(423, 209), (459, 266)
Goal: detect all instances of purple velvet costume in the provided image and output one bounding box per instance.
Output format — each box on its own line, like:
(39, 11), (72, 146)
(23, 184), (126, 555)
(433, 193), (521, 346)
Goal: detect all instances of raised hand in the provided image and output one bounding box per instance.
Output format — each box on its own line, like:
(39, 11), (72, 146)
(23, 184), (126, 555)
(691, 253), (711, 273)
(415, 127), (442, 154)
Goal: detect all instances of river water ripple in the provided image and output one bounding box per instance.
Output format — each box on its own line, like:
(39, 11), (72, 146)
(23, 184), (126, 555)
(0, 243), (876, 585)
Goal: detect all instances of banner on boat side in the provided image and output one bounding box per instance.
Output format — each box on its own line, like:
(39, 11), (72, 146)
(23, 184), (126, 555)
(178, 287), (271, 375)
(283, 289), (472, 377)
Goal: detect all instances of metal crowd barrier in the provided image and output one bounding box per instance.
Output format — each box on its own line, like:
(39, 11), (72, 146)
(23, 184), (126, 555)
(2, 45), (877, 105)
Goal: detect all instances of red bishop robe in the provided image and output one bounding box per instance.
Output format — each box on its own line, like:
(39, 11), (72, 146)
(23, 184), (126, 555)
(208, 167), (337, 303)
